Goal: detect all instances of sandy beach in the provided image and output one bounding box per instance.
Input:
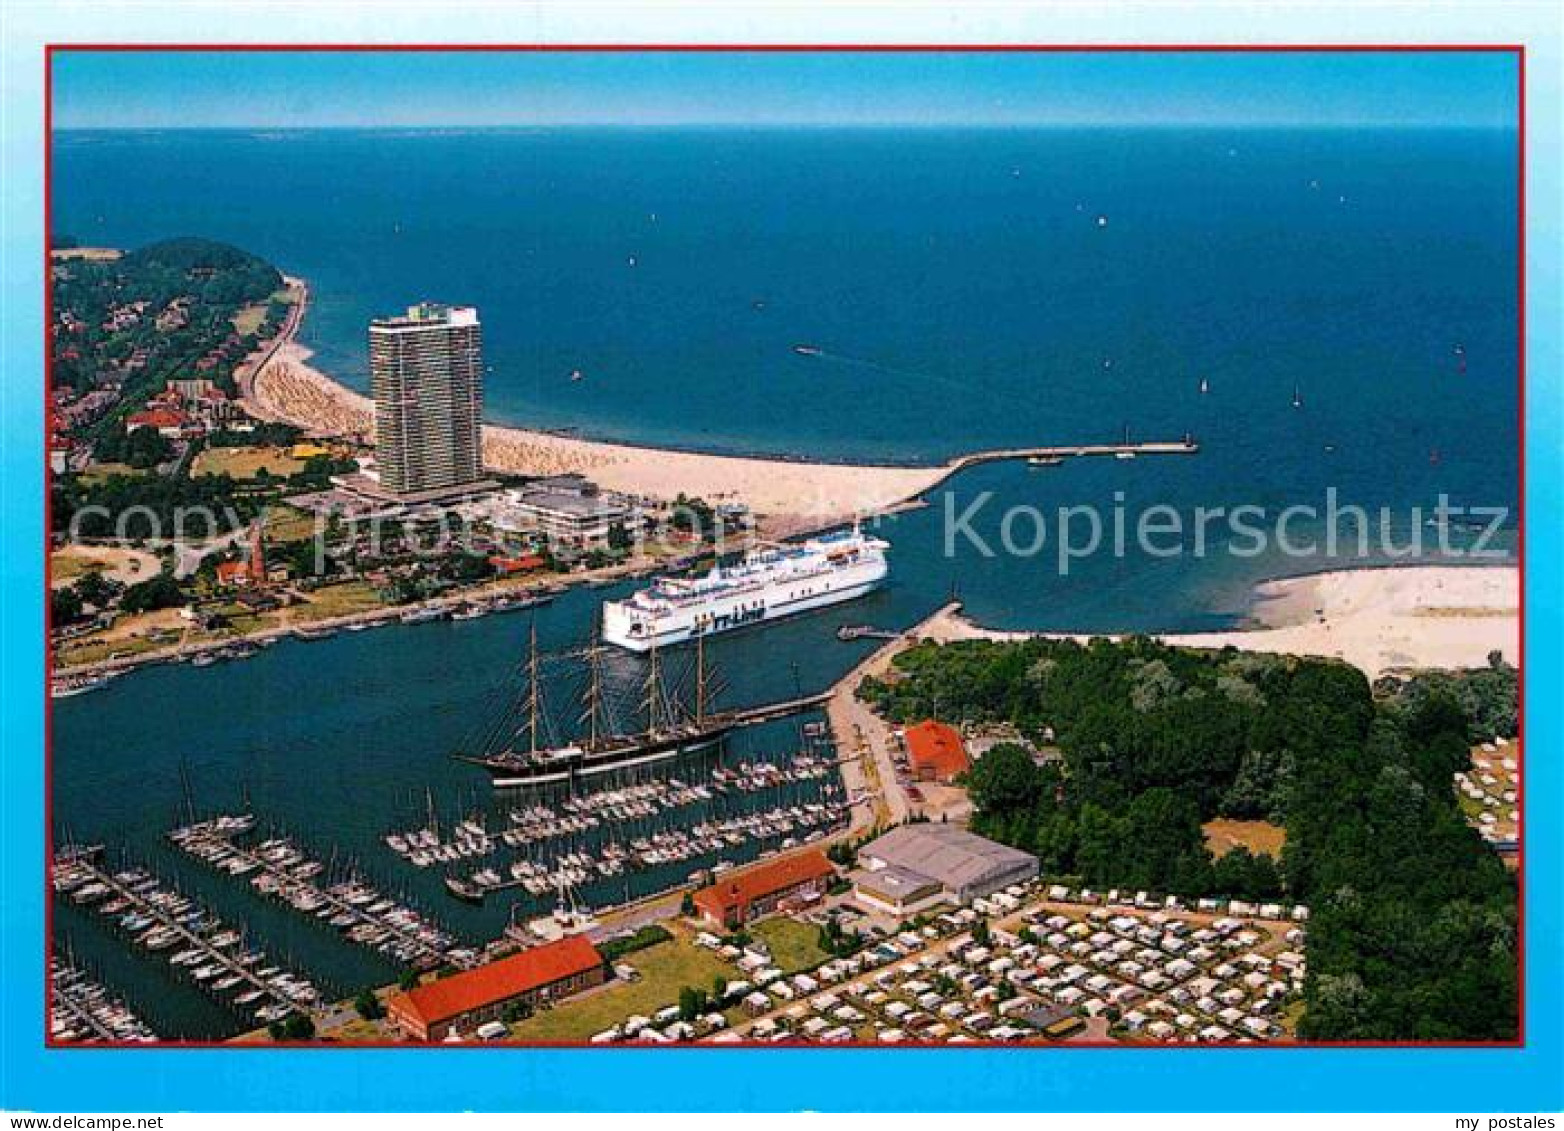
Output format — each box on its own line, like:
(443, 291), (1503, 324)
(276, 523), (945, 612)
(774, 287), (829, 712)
(920, 565), (1518, 677)
(248, 339), (950, 535)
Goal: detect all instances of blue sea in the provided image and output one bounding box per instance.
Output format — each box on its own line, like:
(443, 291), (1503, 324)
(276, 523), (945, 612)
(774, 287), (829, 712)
(50, 126), (1518, 1037)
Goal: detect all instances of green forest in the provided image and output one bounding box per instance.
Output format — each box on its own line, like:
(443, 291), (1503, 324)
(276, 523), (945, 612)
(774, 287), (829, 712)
(51, 236), (284, 408)
(858, 635), (1518, 1041)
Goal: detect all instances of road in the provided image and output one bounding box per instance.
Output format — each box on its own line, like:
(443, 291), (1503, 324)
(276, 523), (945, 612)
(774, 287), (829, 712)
(824, 605), (963, 829)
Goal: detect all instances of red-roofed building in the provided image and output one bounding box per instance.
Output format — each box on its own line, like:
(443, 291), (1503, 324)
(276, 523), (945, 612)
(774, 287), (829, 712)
(489, 554), (547, 575)
(690, 849), (835, 930)
(387, 935), (606, 1041)
(213, 523), (268, 589)
(125, 408), (189, 439)
(904, 720), (971, 784)
(215, 560), (253, 587)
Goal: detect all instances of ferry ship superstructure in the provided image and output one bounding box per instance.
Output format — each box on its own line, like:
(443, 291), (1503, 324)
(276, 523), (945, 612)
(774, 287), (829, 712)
(601, 526), (889, 652)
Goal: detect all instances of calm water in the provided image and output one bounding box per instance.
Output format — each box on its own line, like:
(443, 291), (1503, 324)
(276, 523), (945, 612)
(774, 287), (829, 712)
(51, 126), (1518, 1037)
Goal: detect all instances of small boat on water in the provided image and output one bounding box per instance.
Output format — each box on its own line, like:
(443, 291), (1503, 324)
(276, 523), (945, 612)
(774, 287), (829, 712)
(1199, 376), (1209, 395)
(1027, 455), (1064, 468)
(50, 674), (114, 699)
(444, 876), (485, 904)
(400, 607), (446, 625)
(792, 344), (823, 357)
(1292, 384), (1304, 409)
(494, 592), (555, 613)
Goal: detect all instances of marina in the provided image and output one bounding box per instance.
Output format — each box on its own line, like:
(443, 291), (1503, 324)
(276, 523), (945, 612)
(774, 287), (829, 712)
(53, 845), (321, 1027)
(389, 752), (839, 867)
(443, 789), (852, 904)
(169, 816), (473, 972)
(51, 956), (158, 1043)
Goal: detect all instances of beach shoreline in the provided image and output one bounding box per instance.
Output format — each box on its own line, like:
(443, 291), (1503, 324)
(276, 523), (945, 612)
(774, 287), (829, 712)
(248, 337), (952, 538)
(919, 563), (1519, 678)
(243, 277), (1199, 538)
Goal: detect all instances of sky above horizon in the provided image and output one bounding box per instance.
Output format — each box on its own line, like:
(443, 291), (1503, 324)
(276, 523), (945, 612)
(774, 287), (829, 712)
(52, 50), (1518, 130)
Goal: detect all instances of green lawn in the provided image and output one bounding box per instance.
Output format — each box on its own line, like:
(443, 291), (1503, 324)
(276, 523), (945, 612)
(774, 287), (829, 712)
(79, 461), (143, 485)
(297, 580), (387, 620)
(51, 554), (111, 583)
(262, 504), (323, 545)
(55, 631), (166, 667)
(751, 916), (829, 975)
(231, 303), (269, 336)
(192, 446), (306, 481)
(505, 933), (734, 1043)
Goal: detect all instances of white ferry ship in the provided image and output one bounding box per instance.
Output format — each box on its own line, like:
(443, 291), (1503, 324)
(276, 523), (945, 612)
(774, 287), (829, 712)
(602, 526), (889, 651)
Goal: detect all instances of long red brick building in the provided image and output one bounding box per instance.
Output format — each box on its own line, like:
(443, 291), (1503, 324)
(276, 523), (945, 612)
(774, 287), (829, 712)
(691, 849), (836, 930)
(387, 935), (606, 1041)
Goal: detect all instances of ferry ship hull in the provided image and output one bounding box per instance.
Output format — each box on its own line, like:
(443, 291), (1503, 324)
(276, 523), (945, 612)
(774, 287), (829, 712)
(601, 528), (890, 652)
(603, 575), (883, 652)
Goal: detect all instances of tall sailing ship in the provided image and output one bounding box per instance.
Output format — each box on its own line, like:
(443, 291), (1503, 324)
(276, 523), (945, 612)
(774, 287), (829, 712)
(602, 525), (889, 652)
(456, 625), (733, 788)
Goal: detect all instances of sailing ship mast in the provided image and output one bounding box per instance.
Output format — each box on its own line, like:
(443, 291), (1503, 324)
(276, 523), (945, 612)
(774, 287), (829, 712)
(581, 632), (607, 751)
(643, 640), (666, 736)
(695, 632), (708, 727)
(526, 618), (541, 757)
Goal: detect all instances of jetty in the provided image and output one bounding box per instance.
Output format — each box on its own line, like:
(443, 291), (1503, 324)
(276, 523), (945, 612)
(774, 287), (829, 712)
(950, 435), (1200, 473)
(389, 754), (838, 867)
(51, 958), (157, 1043)
(53, 848), (318, 1024)
(723, 689), (833, 729)
(442, 794), (850, 905)
(837, 625), (900, 642)
(170, 816), (471, 971)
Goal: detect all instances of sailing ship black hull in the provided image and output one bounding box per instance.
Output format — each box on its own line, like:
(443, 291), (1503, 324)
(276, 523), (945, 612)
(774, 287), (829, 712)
(467, 724), (734, 788)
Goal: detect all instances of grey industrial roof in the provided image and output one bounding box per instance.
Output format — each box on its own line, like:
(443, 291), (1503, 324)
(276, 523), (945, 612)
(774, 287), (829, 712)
(850, 865), (943, 901)
(859, 824), (1037, 892)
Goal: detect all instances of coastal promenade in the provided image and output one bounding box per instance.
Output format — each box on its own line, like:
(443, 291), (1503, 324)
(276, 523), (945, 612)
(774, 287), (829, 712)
(234, 275), (309, 415)
(822, 599), (969, 829)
